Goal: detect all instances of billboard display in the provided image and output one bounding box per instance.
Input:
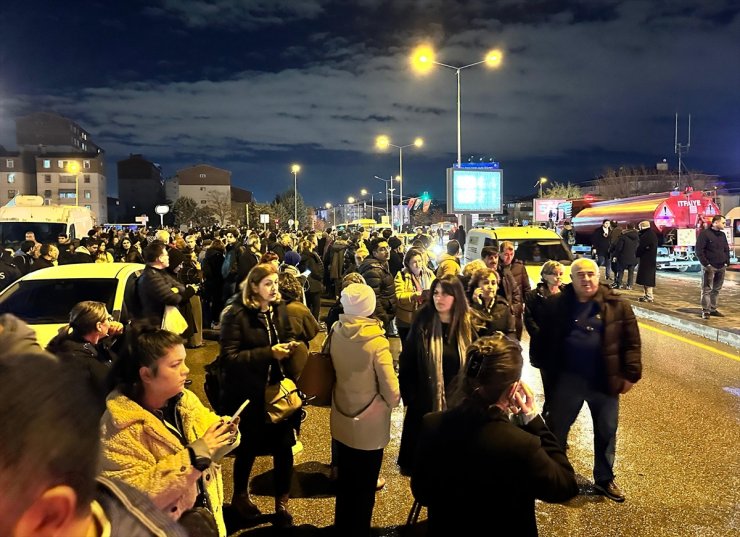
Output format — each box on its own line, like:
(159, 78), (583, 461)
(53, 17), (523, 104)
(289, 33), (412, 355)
(533, 198), (566, 222)
(446, 168), (503, 213)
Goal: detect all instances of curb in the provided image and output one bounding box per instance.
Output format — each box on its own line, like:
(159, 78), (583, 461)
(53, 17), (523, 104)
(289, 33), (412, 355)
(632, 305), (740, 351)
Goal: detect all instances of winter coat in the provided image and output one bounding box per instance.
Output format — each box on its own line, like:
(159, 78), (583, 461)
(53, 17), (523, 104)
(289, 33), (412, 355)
(470, 296), (516, 336)
(100, 389), (237, 537)
(590, 227), (612, 256)
(137, 265), (194, 327)
(284, 299), (320, 345)
(523, 283), (564, 368)
(70, 246), (95, 264)
(329, 240), (349, 280)
(0, 259), (22, 291)
(394, 267), (435, 327)
(412, 408), (578, 537)
(435, 253), (460, 278)
(95, 477), (188, 537)
(218, 298), (300, 453)
(613, 229), (639, 267)
(500, 260), (530, 316)
(696, 227), (730, 269)
(202, 249), (225, 296)
(298, 250), (325, 294)
(30, 256), (55, 272)
(330, 314), (400, 450)
(0, 313), (44, 356)
(358, 256), (397, 323)
(635, 227), (658, 287)
(539, 283), (642, 395)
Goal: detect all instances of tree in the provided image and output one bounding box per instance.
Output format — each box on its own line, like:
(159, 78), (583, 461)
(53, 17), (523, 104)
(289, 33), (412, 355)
(273, 189), (308, 229)
(206, 190), (232, 225)
(595, 166), (717, 198)
(173, 197), (198, 227)
(544, 181), (582, 199)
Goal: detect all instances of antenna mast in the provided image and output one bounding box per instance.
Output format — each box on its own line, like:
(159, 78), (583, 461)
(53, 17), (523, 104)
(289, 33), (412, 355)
(674, 113), (691, 188)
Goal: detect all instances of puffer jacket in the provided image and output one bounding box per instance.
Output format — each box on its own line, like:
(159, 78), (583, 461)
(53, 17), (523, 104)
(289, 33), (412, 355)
(358, 256), (396, 303)
(523, 283), (564, 368)
(394, 267), (435, 327)
(539, 284), (642, 395)
(435, 253), (460, 278)
(614, 229), (639, 266)
(137, 265), (194, 326)
(100, 389), (238, 537)
(330, 314), (400, 450)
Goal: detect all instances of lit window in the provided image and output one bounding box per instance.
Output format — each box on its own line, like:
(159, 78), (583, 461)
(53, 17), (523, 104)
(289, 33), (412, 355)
(58, 160), (65, 168)
(7, 173), (15, 183)
(199, 173), (206, 178)
(43, 160), (51, 169)
(83, 160), (90, 169)
(8, 189), (16, 198)
(59, 190), (76, 199)
(84, 175), (90, 183)
(84, 190), (91, 199)
(6, 159), (13, 168)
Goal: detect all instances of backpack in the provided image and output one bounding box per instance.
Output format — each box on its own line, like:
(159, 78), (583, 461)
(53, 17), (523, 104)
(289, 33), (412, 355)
(204, 356), (226, 414)
(221, 248), (237, 279)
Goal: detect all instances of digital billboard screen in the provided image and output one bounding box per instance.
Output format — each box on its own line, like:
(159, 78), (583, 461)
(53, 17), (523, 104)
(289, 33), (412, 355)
(533, 199), (566, 222)
(447, 168), (502, 213)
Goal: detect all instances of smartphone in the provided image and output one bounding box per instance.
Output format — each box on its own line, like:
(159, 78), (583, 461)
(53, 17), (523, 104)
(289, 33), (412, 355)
(301, 269), (311, 277)
(230, 399), (250, 422)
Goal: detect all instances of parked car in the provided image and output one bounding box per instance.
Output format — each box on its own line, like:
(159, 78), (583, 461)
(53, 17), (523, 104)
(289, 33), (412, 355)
(0, 263), (144, 346)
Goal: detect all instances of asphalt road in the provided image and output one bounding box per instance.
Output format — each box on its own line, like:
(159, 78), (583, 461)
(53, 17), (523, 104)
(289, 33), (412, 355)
(186, 313), (739, 536)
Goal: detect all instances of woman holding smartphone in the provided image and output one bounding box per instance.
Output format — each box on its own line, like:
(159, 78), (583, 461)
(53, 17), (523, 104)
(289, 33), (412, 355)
(394, 247), (435, 345)
(218, 263), (301, 528)
(397, 274), (476, 475)
(467, 267), (516, 337)
(411, 335), (578, 536)
(101, 322), (239, 537)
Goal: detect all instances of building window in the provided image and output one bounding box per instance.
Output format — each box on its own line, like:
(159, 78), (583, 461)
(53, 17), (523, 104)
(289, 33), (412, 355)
(8, 189), (16, 198)
(200, 186), (206, 191)
(83, 160), (90, 169)
(84, 175), (90, 183)
(199, 173), (206, 178)
(44, 190), (52, 198)
(84, 190), (91, 199)
(44, 174), (52, 183)
(59, 190), (76, 199)
(84, 205), (91, 210)
(7, 173), (15, 183)
(82, 143), (87, 151)
(6, 159), (14, 168)
(43, 160), (51, 169)
(58, 160), (66, 169)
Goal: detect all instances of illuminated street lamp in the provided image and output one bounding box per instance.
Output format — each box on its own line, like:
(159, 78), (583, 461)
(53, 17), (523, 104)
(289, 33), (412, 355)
(376, 135), (423, 231)
(66, 161), (81, 206)
(534, 177), (548, 198)
(411, 44), (503, 166)
(325, 202), (336, 227)
(291, 164), (301, 231)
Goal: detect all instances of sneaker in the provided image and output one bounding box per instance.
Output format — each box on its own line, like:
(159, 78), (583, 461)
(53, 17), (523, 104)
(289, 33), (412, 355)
(638, 296), (654, 303)
(709, 311), (725, 317)
(610, 283), (621, 289)
(594, 480), (625, 502)
(701, 312), (710, 320)
(624, 286), (633, 290)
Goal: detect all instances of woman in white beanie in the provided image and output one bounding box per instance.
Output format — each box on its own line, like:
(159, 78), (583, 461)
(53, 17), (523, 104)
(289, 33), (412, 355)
(330, 283), (400, 537)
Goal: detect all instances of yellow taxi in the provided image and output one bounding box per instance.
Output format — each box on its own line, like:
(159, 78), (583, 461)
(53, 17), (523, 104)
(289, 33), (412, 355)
(464, 226), (574, 287)
(0, 262), (144, 347)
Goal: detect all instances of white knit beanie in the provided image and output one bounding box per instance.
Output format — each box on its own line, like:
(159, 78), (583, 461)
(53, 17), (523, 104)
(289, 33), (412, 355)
(341, 283), (376, 317)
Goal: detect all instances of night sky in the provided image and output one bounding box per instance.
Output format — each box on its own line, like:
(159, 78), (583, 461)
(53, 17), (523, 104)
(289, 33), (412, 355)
(1, 0), (738, 208)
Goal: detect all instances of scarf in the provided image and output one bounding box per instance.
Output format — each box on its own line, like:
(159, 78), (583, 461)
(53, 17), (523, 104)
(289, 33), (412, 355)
(427, 314), (473, 412)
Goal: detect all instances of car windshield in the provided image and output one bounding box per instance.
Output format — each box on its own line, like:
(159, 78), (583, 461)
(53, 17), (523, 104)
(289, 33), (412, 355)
(484, 238), (574, 265)
(0, 278), (118, 324)
(0, 222), (67, 244)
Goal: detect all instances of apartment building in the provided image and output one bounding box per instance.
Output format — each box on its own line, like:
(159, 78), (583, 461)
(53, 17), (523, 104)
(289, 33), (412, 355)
(16, 111), (103, 154)
(0, 150), (36, 206)
(117, 154), (166, 222)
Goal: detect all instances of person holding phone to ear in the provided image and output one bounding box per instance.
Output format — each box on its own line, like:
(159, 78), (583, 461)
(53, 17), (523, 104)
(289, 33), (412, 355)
(411, 335), (578, 537)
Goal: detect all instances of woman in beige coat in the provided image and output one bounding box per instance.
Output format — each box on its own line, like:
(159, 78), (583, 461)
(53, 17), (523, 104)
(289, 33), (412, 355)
(330, 283), (401, 537)
(100, 324), (239, 537)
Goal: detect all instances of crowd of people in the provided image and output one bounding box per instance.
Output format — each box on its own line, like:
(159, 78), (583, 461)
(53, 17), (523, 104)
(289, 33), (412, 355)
(1, 219), (653, 536)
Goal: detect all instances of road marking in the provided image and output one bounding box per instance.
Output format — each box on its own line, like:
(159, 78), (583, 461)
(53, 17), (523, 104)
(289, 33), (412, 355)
(639, 323), (740, 361)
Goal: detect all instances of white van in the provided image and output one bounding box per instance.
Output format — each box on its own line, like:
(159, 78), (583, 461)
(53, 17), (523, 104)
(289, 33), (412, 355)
(464, 226), (574, 287)
(0, 195), (96, 244)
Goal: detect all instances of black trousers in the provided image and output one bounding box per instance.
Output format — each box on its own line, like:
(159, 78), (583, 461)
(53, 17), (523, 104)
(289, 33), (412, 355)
(232, 444), (293, 499)
(306, 290), (322, 322)
(334, 440), (383, 537)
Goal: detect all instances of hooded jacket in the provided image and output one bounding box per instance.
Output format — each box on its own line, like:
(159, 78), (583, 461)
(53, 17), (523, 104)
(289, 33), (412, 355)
(329, 314), (400, 450)
(613, 228), (639, 266)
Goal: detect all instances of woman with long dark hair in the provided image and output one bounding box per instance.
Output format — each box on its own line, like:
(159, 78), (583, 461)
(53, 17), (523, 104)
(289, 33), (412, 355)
(394, 247), (435, 345)
(467, 267), (516, 336)
(411, 335), (578, 536)
(397, 274), (476, 475)
(218, 263), (302, 528)
(101, 323), (239, 537)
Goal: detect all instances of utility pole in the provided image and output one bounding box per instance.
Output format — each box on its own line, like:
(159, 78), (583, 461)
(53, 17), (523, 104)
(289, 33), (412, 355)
(675, 113), (691, 189)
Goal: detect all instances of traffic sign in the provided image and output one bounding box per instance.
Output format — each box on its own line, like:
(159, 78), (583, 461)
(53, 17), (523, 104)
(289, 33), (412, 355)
(260, 213), (270, 223)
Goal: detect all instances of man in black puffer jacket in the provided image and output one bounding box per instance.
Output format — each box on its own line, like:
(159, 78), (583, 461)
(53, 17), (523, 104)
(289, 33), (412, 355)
(695, 215), (730, 319)
(358, 237), (397, 333)
(611, 223), (639, 290)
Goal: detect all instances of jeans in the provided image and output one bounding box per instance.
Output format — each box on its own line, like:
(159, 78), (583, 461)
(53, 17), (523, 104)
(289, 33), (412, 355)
(701, 265), (726, 313)
(596, 254), (611, 278)
(546, 372), (620, 483)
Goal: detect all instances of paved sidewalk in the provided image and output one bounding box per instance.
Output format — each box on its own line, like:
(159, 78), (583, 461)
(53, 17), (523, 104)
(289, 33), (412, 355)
(603, 269), (740, 350)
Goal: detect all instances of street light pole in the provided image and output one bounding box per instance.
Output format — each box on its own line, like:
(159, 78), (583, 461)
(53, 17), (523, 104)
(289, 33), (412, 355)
(376, 137), (423, 232)
(291, 164), (301, 231)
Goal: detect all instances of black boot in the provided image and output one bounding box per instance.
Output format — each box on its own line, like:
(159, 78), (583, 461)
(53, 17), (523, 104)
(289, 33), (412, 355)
(273, 493), (293, 528)
(232, 491), (261, 520)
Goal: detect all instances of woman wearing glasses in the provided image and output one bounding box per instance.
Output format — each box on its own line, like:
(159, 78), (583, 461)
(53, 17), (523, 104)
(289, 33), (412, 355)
(524, 261), (565, 409)
(46, 300), (125, 402)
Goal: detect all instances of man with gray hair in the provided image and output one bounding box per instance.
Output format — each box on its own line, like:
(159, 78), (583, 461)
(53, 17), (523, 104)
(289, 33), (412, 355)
(540, 257), (642, 502)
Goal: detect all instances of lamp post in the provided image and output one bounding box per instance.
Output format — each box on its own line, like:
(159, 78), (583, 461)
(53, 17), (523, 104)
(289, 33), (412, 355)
(325, 202), (336, 227)
(348, 196), (356, 221)
(374, 175), (393, 218)
(411, 45), (503, 167)
(66, 161), (81, 206)
(534, 177), (548, 198)
(376, 135), (423, 232)
(291, 164), (301, 231)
